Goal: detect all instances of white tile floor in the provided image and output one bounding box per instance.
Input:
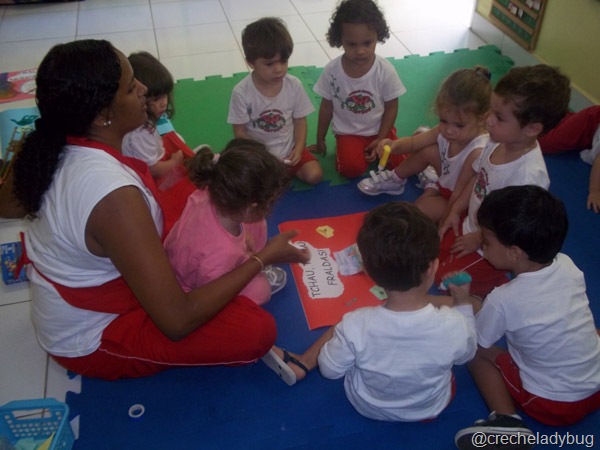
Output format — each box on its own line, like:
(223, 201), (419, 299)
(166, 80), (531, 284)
(0, 0), (481, 410)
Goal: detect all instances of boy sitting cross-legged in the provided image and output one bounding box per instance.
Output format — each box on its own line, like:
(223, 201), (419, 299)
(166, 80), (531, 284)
(262, 202), (479, 417)
(227, 17), (323, 185)
(452, 185), (600, 450)
(317, 202), (478, 421)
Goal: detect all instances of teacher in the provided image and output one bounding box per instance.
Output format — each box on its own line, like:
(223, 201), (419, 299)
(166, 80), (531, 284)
(0, 40), (308, 380)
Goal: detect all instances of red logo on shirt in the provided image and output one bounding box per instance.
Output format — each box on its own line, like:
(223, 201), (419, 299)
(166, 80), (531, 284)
(255, 109), (286, 132)
(344, 90), (376, 114)
(474, 167), (489, 201)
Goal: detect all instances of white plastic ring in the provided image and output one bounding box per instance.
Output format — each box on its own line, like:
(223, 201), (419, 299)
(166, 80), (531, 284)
(128, 403), (145, 418)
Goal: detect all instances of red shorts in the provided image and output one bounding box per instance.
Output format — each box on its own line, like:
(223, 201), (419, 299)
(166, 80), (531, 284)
(539, 106), (600, 154)
(45, 140), (276, 380)
(53, 296), (276, 380)
(335, 128), (405, 178)
(287, 147), (318, 177)
(495, 352), (600, 426)
(436, 227), (509, 299)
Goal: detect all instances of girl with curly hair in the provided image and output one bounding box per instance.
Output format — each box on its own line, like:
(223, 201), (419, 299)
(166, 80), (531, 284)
(309, 0), (407, 178)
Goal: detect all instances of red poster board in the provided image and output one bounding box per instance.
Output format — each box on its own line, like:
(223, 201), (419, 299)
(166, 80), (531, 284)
(279, 212), (385, 330)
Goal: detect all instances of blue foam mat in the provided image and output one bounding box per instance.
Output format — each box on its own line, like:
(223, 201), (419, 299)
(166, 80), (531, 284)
(66, 152), (600, 449)
(63, 45), (599, 448)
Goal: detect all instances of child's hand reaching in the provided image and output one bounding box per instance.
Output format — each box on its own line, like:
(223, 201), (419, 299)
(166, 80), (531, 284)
(443, 272), (481, 312)
(170, 149), (184, 164)
(588, 191), (600, 213)
(438, 211), (461, 240)
(149, 149), (186, 184)
(375, 138), (394, 158)
(285, 147), (303, 167)
(364, 139), (379, 162)
(308, 140), (326, 156)
(450, 231), (481, 258)
(444, 272), (471, 305)
(448, 283), (482, 312)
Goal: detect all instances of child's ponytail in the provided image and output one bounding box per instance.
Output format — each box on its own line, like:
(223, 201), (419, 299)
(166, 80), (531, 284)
(186, 138), (289, 219)
(473, 65), (492, 81)
(186, 146), (218, 189)
(435, 66), (493, 117)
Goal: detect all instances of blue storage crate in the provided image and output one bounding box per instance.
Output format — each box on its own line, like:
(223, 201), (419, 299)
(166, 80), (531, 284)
(0, 398), (74, 450)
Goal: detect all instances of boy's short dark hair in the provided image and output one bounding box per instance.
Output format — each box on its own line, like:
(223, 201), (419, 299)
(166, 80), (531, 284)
(494, 64), (570, 133)
(326, 0), (390, 48)
(241, 17), (293, 63)
(477, 185), (568, 264)
(357, 202), (439, 291)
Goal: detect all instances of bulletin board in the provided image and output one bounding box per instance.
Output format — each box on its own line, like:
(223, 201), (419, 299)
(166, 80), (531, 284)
(489, 0), (547, 50)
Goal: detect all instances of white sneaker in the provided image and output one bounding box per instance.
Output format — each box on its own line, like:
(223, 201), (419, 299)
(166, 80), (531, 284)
(416, 165), (439, 189)
(264, 266), (287, 295)
(358, 170), (406, 196)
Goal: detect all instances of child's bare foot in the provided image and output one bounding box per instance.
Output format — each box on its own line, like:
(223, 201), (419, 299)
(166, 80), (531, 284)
(261, 346), (310, 386)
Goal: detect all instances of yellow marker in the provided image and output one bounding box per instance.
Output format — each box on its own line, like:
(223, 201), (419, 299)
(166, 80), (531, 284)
(378, 145), (391, 171)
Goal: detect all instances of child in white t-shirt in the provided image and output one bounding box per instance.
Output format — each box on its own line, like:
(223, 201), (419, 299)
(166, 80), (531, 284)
(319, 202), (476, 421)
(359, 66), (491, 224)
(318, 202), (477, 421)
(309, 0), (406, 178)
(436, 64), (571, 299)
(453, 185), (600, 449)
(122, 51), (184, 188)
(261, 202), (478, 401)
(228, 17), (323, 185)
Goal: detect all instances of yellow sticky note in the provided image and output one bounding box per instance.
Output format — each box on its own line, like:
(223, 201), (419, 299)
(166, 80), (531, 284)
(370, 285), (388, 301)
(316, 225), (334, 238)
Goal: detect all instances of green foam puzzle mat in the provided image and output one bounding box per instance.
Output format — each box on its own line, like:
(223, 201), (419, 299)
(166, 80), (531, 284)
(171, 45), (514, 189)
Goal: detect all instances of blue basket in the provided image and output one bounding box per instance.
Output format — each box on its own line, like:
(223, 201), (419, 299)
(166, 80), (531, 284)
(0, 398), (74, 450)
